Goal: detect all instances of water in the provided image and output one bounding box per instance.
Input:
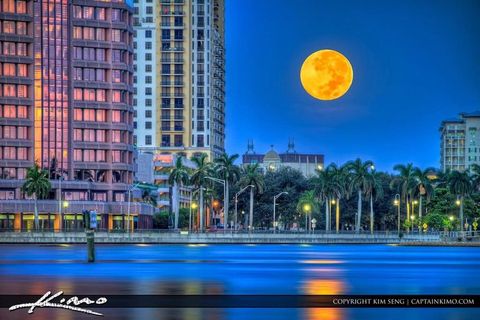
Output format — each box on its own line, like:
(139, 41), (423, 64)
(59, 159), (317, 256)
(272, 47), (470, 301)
(0, 244), (479, 319)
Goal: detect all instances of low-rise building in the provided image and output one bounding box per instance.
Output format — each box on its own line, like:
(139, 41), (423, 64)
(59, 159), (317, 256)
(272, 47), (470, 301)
(242, 140), (324, 177)
(136, 153), (195, 211)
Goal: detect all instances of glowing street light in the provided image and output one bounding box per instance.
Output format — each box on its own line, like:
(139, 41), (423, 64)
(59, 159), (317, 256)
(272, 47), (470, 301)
(394, 194), (401, 235)
(303, 203), (312, 233)
(62, 201), (69, 209)
(189, 201), (198, 232)
(411, 200), (418, 233)
(449, 215), (454, 221)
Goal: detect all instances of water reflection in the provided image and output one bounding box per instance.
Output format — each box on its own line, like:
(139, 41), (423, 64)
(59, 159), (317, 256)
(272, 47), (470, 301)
(0, 244), (479, 320)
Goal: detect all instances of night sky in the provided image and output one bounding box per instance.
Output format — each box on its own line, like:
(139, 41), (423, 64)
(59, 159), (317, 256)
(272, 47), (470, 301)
(225, 0), (480, 171)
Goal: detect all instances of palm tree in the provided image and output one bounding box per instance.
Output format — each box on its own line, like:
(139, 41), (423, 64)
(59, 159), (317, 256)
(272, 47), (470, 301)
(296, 190), (318, 230)
(214, 153), (240, 229)
(168, 156), (190, 229)
(312, 165), (342, 231)
(471, 164), (480, 192)
(391, 163), (416, 224)
(190, 153), (213, 231)
(141, 189), (158, 207)
(240, 163), (264, 229)
(22, 163), (51, 230)
(365, 170), (384, 233)
(312, 167), (331, 231)
(448, 170), (473, 231)
(412, 167), (435, 223)
(329, 164), (349, 233)
(346, 159), (374, 233)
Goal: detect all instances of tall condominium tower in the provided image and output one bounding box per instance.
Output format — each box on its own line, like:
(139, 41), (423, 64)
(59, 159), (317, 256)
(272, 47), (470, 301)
(440, 111), (480, 172)
(0, 0), (153, 231)
(133, 0), (225, 160)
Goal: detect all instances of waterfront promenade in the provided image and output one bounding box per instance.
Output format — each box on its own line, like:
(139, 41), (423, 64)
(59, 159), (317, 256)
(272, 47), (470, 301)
(1, 230), (478, 244)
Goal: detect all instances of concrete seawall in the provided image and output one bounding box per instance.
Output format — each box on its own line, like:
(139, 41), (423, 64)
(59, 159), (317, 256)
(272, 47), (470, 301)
(0, 232), (444, 244)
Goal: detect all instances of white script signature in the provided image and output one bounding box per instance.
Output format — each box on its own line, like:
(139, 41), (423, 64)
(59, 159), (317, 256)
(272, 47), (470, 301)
(9, 291), (107, 316)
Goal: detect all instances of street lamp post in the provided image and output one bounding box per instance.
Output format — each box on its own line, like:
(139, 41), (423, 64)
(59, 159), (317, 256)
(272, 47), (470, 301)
(394, 194), (401, 235)
(455, 195), (463, 232)
(190, 201), (198, 233)
(302, 203), (312, 234)
(127, 182), (142, 233)
(189, 187), (203, 232)
(273, 192), (288, 234)
(206, 177), (226, 231)
(235, 185), (254, 232)
(411, 200), (418, 233)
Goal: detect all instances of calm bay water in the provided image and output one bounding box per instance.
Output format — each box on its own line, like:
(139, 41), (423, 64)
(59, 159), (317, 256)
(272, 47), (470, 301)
(0, 244), (479, 320)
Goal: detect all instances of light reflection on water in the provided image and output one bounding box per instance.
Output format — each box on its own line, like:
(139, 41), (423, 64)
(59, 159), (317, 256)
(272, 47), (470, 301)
(0, 244), (479, 320)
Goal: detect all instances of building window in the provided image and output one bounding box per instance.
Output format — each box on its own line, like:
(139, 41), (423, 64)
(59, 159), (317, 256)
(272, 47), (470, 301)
(83, 7), (94, 19)
(111, 29), (121, 42)
(161, 135), (170, 147)
(111, 9), (122, 22)
(112, 110), (121, 122)
(174, 135), (183, 147)
(145, 135), (152, 145)
(162, 121), (170, 131)
(145, 121), (152, 129)
(112, 130), (121, 143)
(197, 135), (204, 147)
(145, 30), (152, 38)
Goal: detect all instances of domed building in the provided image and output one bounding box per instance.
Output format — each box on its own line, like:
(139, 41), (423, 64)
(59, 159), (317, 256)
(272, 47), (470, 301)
(263, 146), (281, 171)
(242, 140), (324, 177)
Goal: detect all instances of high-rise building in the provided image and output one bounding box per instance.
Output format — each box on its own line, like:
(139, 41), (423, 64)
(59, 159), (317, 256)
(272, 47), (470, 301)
(133, 0), (225, 160)
(440, 111), (480, 172)
(0, 0), (154, 231)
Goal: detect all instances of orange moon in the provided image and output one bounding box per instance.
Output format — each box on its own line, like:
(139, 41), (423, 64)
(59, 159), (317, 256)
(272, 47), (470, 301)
(300, 49), (353, 100)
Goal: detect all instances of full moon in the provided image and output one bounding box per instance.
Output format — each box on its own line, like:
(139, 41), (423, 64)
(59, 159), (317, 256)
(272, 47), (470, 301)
(300, 49), (353, 100)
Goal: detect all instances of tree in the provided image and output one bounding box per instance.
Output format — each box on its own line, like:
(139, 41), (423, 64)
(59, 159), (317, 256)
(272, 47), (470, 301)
(239, 163), (264, 229)
(346, 159), (374, 232)
(296, 190), (319, 229)
(329, 163), (349, 232)
(311, 167), (332, 230)
(365, 170), (383, 233)
(412, 167), (435, 223)
(471, 164), (480, 193)
(391, 163), (417, 223)
(214, 153), (241, 228)
(254, 167), (307, 230)
(168, 156), (190, 229)
(447, 170), (473, 231)
(141, 189), (157, 207)
(190, 153), (213, 231)
(22, 163), (51, 230)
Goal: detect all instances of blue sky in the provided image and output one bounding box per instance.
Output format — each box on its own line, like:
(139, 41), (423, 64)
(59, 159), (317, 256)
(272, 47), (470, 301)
(224, 0), (480, 171)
